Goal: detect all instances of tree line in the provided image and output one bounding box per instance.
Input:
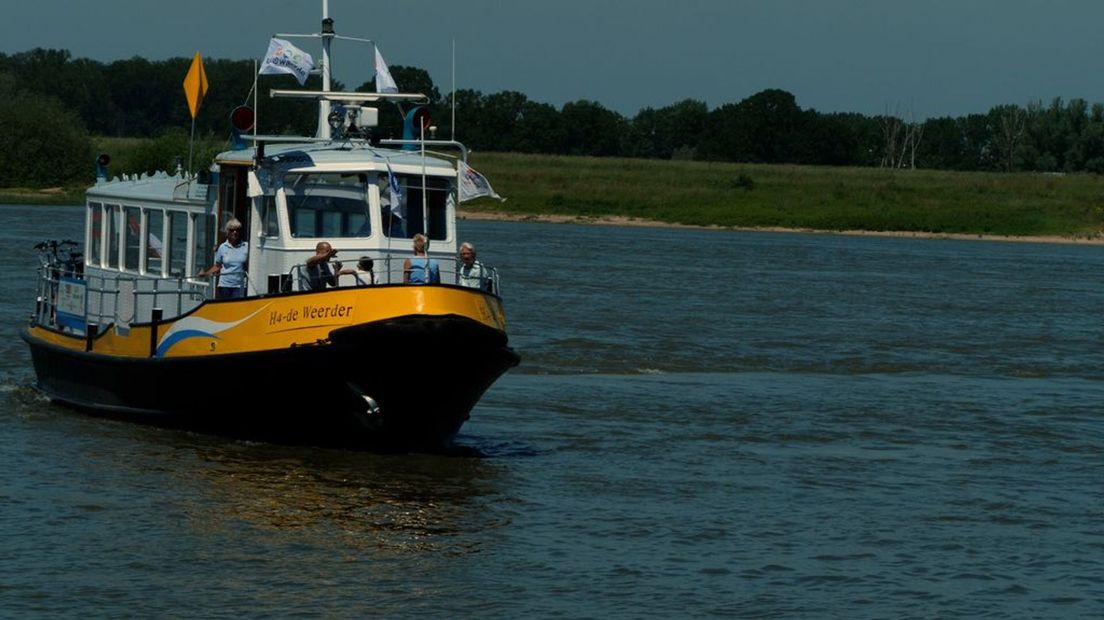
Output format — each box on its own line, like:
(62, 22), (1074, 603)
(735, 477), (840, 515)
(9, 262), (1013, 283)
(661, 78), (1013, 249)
(4, 47), (1104, 186)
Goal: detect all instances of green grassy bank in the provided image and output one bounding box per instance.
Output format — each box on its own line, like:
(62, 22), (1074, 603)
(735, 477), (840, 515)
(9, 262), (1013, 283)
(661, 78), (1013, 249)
(7, 141), (1104, 238)
(469, 153), (1104, 238)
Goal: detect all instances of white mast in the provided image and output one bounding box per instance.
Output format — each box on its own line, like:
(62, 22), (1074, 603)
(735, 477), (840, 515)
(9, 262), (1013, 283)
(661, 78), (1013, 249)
(318, 0), (333, 139)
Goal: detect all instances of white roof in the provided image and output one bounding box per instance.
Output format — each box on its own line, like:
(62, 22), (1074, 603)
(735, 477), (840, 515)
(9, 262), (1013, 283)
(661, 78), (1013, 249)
(85, 142), (458, 204)
(86, 171), (207, 205)
(216, 142), (457, 176)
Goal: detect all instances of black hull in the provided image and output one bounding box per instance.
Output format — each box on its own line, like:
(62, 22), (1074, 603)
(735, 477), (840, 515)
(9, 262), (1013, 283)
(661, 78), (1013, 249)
(21, 315), (520, 452)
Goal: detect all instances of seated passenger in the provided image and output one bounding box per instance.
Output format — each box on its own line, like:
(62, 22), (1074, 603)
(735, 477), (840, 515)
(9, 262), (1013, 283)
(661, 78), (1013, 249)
(339, 256), (377, 286)
(304, 241), (340, 290)
(457, 241), (490, 291)
(403, 233), (440, 284)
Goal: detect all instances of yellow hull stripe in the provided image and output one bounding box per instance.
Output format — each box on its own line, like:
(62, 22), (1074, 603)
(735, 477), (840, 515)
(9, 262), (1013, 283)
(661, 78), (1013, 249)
(28, 286), (508, 358)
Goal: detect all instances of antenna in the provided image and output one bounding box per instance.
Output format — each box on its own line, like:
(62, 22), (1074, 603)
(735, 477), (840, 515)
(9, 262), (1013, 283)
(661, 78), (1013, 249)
(451, 38), (456, 141)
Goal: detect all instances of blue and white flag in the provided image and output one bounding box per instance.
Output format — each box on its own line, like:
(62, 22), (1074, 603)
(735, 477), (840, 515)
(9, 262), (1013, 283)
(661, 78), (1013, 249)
(374, 47), (399, 94)
(457, 160), (504, 202)
(384, 161), (406, 236)
(387, 165), (404, 215)
(259, 38), (315, 85)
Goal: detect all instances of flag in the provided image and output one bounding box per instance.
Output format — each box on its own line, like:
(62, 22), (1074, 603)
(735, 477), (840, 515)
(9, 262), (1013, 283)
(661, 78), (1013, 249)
(385, 161), (405, 237)
(259, 38), (315, 85)
(387, 164), (404, 215)
(457, 160), (504, 202)
(374, 47), (399, 93)
(182, 52), (208, 119)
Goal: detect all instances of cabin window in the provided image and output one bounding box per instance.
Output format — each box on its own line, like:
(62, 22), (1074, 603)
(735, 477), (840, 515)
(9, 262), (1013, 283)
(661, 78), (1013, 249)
(283, 173), (370, 238)
(88, 202), (103, 266)
(379, 175), (450, 240)
(124, 206), (141, 272)
(147, 209), (164, 275)
(192, 213), (215, 277)
(262, 195), (279, 237)
(168, 211), (188, 277)
(106, 204), (120, 269)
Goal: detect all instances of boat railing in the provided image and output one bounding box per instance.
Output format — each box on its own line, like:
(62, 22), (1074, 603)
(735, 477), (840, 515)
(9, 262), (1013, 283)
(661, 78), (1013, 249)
(33, 262), (213, 335)
(34, 251), (502, 336)
(279, 255), (500, 295)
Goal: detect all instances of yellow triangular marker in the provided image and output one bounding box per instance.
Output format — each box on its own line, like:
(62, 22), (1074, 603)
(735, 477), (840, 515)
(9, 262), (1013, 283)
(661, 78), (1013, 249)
(182, 52), (209, 119)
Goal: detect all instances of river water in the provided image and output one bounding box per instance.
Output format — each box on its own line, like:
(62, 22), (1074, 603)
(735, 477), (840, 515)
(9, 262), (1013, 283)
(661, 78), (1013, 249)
(1, 204), (1102, 617)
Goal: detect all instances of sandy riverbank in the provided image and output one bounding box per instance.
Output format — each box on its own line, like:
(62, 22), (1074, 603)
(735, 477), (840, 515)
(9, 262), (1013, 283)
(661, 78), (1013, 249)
(459, 209), (1104, 246)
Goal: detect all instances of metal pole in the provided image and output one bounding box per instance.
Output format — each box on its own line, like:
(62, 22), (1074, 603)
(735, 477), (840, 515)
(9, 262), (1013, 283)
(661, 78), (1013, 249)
(451, 38), (456, 141)
(319, 0), (332, 139)
(421, 122), (428, 236)
(253, 59), (259, 141)
(149, 308), (162, 357)
(421, 123), (429, 282)
(85, 323), (97, 352)
(188, 117), (196, 176)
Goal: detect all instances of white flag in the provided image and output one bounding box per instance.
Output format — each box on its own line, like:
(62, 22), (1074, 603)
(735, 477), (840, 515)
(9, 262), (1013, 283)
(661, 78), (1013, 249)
(259, 38), (315, 86)
(457, 160), (504, 202)
(374, 47), (399, 94)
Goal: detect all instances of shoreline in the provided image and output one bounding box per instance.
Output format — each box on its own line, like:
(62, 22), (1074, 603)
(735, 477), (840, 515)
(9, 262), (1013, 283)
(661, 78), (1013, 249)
(5, 200), (1102, 246)
(459, 209), (1104, 246)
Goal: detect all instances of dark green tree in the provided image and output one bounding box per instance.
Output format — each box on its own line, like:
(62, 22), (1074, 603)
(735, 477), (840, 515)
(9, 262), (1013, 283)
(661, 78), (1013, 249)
(558, 100), (629, 156)
(514, 101), (564, 153)
(632, 99), (708, 159)
(0, 79), (92, 186)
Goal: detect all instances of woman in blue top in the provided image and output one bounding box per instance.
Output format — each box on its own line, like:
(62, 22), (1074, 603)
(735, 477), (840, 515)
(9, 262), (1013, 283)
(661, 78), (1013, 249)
(198, 218), (249, 298)
(403, 233), (440, 284)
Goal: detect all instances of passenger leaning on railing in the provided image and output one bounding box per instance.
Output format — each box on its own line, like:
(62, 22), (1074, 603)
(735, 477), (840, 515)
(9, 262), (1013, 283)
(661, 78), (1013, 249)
(403, 233), (440, 284)
(338, 256), (377, 286)
(197, 219), (248, 299)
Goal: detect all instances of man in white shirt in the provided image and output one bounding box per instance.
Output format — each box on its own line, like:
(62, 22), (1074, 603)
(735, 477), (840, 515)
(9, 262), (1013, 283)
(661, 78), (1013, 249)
(457, 242), (488, 290)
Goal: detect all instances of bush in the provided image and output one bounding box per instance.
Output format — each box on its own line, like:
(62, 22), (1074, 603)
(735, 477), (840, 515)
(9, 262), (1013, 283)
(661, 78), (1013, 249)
(0, 86), (92, 186)
(126, 128), (226, 176)
(731, 173), (755, 191)
(671, 145), (697, 161)
(1085, 157), (1104, 175)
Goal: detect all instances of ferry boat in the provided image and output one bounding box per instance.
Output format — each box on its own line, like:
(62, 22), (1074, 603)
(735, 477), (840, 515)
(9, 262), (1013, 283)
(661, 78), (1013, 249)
(21, 6), (520, 451)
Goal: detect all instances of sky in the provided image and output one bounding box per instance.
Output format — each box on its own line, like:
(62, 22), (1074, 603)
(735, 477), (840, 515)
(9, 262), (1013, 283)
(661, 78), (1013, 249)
(4, 0), (1104, 120)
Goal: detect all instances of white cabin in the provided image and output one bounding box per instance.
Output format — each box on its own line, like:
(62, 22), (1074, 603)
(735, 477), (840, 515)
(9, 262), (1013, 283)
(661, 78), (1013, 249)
(81, 140), (490, 330)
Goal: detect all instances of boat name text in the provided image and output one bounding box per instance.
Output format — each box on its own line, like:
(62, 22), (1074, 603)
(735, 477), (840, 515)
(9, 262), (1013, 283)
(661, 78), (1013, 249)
(268, 303), (354, 326)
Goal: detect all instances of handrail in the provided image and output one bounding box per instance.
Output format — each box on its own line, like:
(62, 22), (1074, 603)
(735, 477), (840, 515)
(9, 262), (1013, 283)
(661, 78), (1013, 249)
(33, 254), (501, 336)
(285, 253), (500, 294)
(269, 89), (430, 105)
(33, 265), (213, 332)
